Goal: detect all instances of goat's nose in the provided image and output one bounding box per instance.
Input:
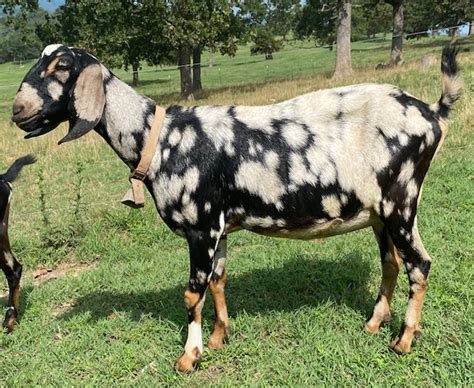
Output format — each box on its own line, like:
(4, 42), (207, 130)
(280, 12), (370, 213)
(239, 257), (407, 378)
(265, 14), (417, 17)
(12, 103), (24, 116)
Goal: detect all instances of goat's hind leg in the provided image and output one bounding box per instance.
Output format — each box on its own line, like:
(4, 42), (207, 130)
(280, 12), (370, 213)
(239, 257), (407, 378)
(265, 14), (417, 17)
(208, 236), (230, 349)
(0, 202), (22, 332)
(365, 226), (402, 334)
(387, 223), (431, 354)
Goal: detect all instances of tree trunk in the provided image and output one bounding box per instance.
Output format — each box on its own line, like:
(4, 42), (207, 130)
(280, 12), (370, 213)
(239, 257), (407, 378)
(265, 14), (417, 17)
(192, 45), (202, 92)
(449, 27), (458, 44)
(469, 22), (473, 36)
(265, 50), (273, 60)
(179, 46), (192, 100)
(132, 63), (139, 86)
(333, 0), (353, 80)
(388, 0), (404, 67)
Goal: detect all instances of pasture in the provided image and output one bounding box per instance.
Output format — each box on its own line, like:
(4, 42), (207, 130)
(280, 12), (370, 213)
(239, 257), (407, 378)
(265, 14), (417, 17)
(0, 36), (472, 385)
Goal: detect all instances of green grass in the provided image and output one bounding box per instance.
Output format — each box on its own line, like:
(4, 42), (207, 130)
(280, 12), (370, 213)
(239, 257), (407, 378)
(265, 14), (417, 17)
(0, 36), (472, 385)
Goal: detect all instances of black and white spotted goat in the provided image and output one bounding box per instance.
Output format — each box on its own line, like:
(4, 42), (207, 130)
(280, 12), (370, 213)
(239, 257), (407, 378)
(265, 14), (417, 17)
(12, 44), (461, 371)
(0, 155), (36, 332)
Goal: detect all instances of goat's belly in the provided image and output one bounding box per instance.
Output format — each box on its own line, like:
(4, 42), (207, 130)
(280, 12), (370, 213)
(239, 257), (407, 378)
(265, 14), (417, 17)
(237, 210), (381, 240)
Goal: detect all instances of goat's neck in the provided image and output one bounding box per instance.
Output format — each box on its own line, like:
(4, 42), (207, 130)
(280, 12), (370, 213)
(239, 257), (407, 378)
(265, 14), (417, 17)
(96, 74), (156, 168)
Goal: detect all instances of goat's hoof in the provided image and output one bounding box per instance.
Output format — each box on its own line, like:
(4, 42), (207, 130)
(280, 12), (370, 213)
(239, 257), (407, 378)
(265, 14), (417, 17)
(175, 349), (200, 373)
(3, 309), (17, 333)
(208, 334), (225, 350)
(364, 322), (380, 334)
(389, 337), (411, 354)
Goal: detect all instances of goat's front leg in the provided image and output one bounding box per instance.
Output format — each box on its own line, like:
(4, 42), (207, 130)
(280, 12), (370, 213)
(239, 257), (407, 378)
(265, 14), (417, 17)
(0, 206), (22, 332)
(175, 230), (214, 373)
(208, 236), (230, 349)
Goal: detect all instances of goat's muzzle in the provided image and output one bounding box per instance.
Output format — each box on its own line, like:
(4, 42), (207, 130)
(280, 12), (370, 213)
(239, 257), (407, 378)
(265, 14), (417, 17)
(12, 112), (39, 127)
(12, 114), (56, 139)
(12, 103), (24, 117)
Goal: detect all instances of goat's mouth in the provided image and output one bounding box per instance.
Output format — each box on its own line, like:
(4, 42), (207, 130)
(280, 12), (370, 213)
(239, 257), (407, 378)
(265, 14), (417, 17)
(13, 113), (40, 129)
(14, 114), (58, 139)
(23, 125), (55, 139)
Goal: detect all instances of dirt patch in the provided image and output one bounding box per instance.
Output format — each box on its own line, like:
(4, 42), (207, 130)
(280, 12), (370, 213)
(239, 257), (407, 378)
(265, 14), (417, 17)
(32, 261), (97, 285)
(0, 261), (97, 300)
(1, 262), (97, 311)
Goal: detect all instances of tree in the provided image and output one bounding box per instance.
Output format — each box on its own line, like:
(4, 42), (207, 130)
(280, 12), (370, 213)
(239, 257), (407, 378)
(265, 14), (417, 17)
(267, 0), (301, 40)
(386, 0), (404, 66)
(38, 1), (172, 85)
(0, 9), (45, 63)
(164, 0), (242, 98)
(295, 0), (353, 78)
(404, 0), (436, 38)
(0, 0), (38, 23)
(404, 0), (473, 43)
(250, 26), (283, 59)
(295, 0), (336, 49)
(37, 0), (242, 97)
(333, 0), (353, 79)
(238, 0), (298, 59)
(352, 1), (392, 40)
(433, 0), (473, 43)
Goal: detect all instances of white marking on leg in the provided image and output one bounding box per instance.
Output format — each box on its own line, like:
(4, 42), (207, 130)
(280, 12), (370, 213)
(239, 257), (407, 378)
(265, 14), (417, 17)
(208, 248), (215, 259)
(3, 251), (14, 269)
(196, 270), (207, 285)
(184, 321), (203, 358)
(210, 229), (220, 239)
(219, 212), (225, 232)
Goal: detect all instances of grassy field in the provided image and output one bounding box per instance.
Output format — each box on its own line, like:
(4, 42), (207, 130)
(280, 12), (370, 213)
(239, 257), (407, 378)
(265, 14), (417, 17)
(0, 36), (472, 385)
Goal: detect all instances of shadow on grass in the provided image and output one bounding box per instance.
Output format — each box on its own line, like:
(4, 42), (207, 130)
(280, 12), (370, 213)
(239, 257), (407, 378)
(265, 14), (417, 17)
(229, 59), (266, 67)
(127, 77), (173, 87)
(353, 35), (472, 54)
(58, 253), (376, 327)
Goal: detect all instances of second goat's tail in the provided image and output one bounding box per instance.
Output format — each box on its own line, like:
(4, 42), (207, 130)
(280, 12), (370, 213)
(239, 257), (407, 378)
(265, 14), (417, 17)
(1, 154), (37, 183)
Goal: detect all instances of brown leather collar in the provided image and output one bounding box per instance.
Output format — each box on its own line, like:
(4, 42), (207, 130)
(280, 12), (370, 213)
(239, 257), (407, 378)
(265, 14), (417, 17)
(121, 105), (166, 208)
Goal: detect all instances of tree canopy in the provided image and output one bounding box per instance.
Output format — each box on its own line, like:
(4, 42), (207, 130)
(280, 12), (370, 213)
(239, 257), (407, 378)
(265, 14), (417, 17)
(2, 0), (472, 94)
(0, 6), (46, 63)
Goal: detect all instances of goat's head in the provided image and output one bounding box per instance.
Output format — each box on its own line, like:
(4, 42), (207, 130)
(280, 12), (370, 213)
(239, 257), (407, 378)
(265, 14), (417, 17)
(12, 44), (105, 144)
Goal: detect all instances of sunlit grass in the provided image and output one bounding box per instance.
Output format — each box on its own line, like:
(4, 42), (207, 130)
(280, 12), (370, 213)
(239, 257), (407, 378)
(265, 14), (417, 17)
(0, 35), (472, 385)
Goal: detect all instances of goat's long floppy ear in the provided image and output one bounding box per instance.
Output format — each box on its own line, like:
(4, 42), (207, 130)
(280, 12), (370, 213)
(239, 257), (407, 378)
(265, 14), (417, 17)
(58, 63), (105, 144)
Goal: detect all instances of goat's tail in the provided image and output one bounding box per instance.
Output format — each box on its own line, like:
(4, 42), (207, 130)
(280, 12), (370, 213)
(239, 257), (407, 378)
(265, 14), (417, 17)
(435, 46), (462, 119)
(1, 154), (37, 183)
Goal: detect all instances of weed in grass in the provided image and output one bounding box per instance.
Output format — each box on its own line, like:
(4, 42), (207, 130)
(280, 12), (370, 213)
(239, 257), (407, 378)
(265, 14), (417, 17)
(36, 165), (50, 231)
(36, 159), (87, 254)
